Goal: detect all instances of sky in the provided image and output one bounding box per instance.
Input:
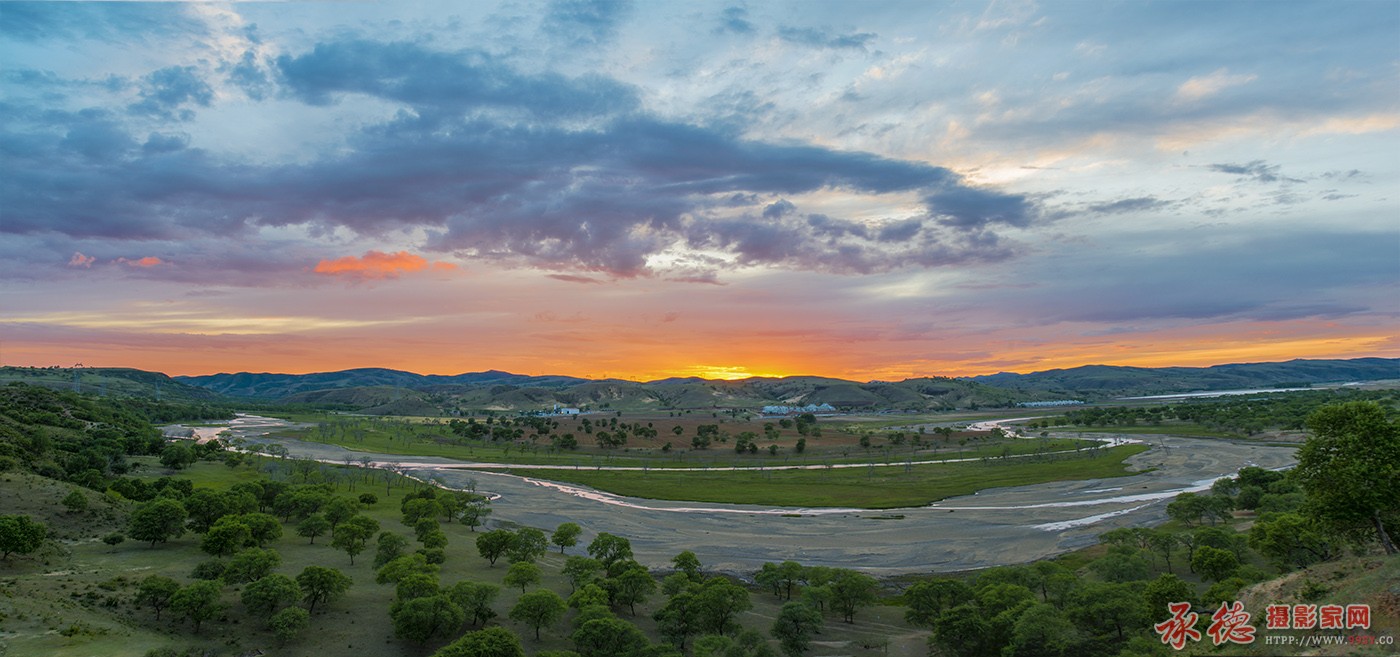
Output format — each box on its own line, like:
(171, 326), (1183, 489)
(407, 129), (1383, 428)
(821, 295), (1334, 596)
(1, 0), (1397, 381)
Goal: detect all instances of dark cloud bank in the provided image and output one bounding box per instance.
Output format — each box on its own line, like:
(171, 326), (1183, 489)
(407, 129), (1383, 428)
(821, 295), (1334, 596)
(2, 34), (1034, 279)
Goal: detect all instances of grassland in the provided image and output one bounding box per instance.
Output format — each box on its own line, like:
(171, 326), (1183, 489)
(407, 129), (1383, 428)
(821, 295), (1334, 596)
(502, 443), (1151, 508)
(0, 458), (928, 657)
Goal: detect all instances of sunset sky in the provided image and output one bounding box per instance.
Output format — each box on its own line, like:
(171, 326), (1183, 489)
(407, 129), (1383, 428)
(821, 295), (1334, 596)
(2, 1), (1397, 381)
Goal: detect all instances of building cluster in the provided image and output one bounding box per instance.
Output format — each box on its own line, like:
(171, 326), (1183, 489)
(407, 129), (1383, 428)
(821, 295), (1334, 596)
(1015, 400), (1085, 408)
(760, 403), (837, 415)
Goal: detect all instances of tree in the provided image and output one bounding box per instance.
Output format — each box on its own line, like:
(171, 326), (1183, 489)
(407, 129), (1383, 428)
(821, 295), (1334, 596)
(376, 532), (411, 568)
(829, 570), (878, 623)
(160, 443), (196, 469)
(128, 498), (187, 547)
(170, 580), (224, 632)
(448, 580), (500, 627)
(323, 496), (361, 530)
(1191, 545), (1239, 583)
(135, 574), (180, 620)
(508, 527), (548, 564)
(671, 550), (702, 581)
(460, 495), (492, 532)
(1249, 511), (1340, 569)
(606, 562), (657, 616)
(297, 565), (351, 613)
(201, 517), (252, 558)
(587, 533), (633, 576)
(269, 606), (309, 644)
(224, 547), (282, 584)
(510, 589), (567, 639)
(297, 513), (331, 544)
(392, 594), (465, 645)
(552, 522), (582, 553)
(904, 578), (973, 627)
(183, 489), (230, 533)
(0, 515), (47, 560)
(505, 561), (542, 592)
(377, 553), (440, 585)
(1005, 603), (1077, 657)
(571, 616), (649, 657)
(691, 575), (750, 635)
(771, 601), (823, 656)
(1295, 401), (1399, 554)
(242, 512), (283, 547)
(396, 572), (441, 602)
(476, 529), (514, 566)
(242, 573), (300, 618)
(331, 515), (379, 565)
(61, 489), (88, 514)
(1143, 573), (1194, 616)
(432, 626), (525, 657)
(563, 556), (602, 592)
(654, 588), (701, 650)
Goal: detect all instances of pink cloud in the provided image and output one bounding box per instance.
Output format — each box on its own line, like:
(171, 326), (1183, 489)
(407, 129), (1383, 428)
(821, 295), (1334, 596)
(117, 256), (166, 267)
(68, 252), (96, 268)
(313, 250), (457, 280)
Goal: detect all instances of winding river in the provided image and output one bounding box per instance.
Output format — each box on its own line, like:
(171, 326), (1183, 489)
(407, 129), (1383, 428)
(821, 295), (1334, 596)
(171, 414), (1297, 575)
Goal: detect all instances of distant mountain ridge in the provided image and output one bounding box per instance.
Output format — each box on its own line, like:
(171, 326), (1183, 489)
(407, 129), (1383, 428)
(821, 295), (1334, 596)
(169, 357), (1400, 413)
(964, 357), (1399, 397)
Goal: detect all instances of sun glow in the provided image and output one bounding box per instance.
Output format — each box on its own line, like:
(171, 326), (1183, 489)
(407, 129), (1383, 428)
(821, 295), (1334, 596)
(678, 365), (793, 381)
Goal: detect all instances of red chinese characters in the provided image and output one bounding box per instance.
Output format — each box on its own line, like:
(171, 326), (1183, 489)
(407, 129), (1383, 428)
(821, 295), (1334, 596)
(1154, 602), (1202, 650)
(1208, 601), (1256, 646)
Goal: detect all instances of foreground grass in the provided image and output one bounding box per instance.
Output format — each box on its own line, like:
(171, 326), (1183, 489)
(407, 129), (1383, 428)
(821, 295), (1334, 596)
(502, 444), (1151, 508)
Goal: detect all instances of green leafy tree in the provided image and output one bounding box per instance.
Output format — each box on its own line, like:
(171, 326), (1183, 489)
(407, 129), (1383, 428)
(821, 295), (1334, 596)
(448, 580), (500, 627)
(904, 577), (972, 627)
(693, 576), (750, 634)
(0, 515), (47, 559)
(508, 527), (548, 564)
(587, 532), (633, 576)
(331, 515), (379, 565)
(552, 522), (582, 554)
(396, 572), (441, 602)
(170, 579), (224, 632)
(654, 587), (701, 650)
(135, 574), (180, 620)
(323, 496), (361, 530)
(297, 513), (331, 544)
(1005, 603), (1078, 657)
(563, 556), (602, 592)
(460, 496), (492, 532)
(61, 489), (88, 514)
(392, 594), (465, 645)
(829, 569), (878, 623)
(376, 532), (411, 568)
(432, 626), (525, 657)
(377, 553), (440, 585)
(128, 498), (187, 547)
(1143, 573), (1194, 615)
(510, 589), (567, 639)
(269, 606), (310, 644)
(571, 616), (648, 657)
(1191, 545), (1239, 583)
(201, 517), (252, 558)
(297, 565), (352, 613)
(1248, 511), (1340, 569)
(1295, 401), (1399, 554)
(241, 512), (283, 547)
(771, 601), (823, 656)
(476, 529), (514, 566)
(223, 547), (282, 584)
(183, 489), (229, 533)
(605, 562), (657, 616)
(242, 573), (300, 618)
(160, 443), (196, 469)
(505, 561), (542, 592)
(671, 550), (702, 581)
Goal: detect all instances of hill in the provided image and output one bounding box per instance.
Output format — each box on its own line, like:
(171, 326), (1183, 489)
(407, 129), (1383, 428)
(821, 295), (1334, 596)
(0, 366), (223, 402)
(966, 357), (1399, 398)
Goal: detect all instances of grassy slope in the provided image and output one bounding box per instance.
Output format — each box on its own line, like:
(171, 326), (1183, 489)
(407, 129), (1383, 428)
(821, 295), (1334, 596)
(0, 459), (926, 657)
(505, 444), (1151, 508)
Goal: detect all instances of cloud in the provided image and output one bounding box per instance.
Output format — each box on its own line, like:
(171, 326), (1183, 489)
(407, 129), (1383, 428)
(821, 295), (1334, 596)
(129, 66), (213, 120)
(68, 252), (95, 268)
(5, 36), (1034, 281)
(541, 0), (633, 48)
(312, 251), (455, 280)
(1086, 196), (1174, 215)
(1175, 68), (1257, 103)
(117, 256), (165, 267)
(777, 26), (876, 50)
(716, 7), (755, 34)
(1207, 160), (1303, 184)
